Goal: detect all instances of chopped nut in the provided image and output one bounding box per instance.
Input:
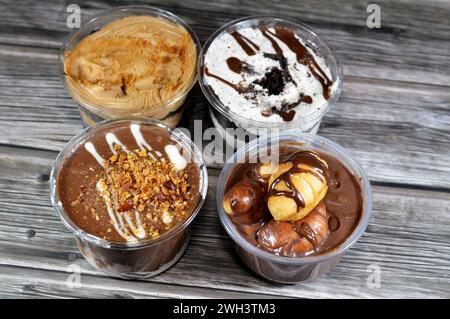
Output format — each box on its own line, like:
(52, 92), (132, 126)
(98, 147), (196, 239)
(70, 199), (81, 206)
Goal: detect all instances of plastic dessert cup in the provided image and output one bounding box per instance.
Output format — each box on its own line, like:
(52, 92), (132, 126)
(198, 16), (342, 144)
(59, 6), (201, 127)
(216, 132), (372, 283)
(50, 118), (208, 279)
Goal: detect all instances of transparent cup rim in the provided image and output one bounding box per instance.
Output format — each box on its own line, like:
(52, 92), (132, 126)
(50, 117), (208, 250)
(58, 5), (201, 118)
(198, 15), (343, 129)
(216, 132), (372, 265)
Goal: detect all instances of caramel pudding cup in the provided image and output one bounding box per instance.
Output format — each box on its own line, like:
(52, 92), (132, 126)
(216, 133), (371, 283)
(50, 118), (207, 279)
(59, 6), (200, 127)
(198, 16), (342, 145)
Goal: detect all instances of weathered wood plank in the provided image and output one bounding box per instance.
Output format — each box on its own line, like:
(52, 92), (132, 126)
(0, 264), (284, 299)
(0, 152), (449, 298)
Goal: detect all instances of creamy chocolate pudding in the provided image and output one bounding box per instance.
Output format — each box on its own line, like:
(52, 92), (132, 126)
(57, 121), (200, 242)
(222, 146), (362, 257)
(203, 24), (334, 123)
(52, 119), (207, 278)
(63, 15), (197, 125)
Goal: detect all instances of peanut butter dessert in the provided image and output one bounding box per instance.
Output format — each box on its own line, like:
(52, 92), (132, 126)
(63, 16), (197, 125)
(223, 146), (362, 257)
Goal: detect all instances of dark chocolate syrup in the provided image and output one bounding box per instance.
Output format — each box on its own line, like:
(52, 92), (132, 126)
(204, 66), (243, 92)
(230, 31), (260, 56)
(281, 110), (296, 122)
(226, 57), (244, 74)
(267, 151), (329, 208)
(303, 95), (313, 104)
(270, 27), (333, 99)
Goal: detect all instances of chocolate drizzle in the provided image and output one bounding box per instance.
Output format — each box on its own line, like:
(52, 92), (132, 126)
(281, 110), (296, 122)
(226, 57), (244, 74)
(230, 31), (260, 56)
(267, 151), (329, 208)
(271, 27), (333, 99)
(204, 66), (243, 92)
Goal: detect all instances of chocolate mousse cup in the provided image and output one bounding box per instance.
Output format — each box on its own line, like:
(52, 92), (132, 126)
(199, 16), (342, 145)
(59, 6), (200, 127)
(50, 118), (207, 279)
(216, 133), (372, 283)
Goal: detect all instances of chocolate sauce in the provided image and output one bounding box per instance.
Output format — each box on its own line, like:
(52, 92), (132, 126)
(271, 27), (333, 99)
(224, 146), (362, 257)
(226, 57), (244, 74)
(268, 151), (329, 208)
(259, 26), (284, 56)
(303, 95), (313, 104)
(204, 66), (243, 92)
(230, 31), (260, 56)
(281, 110), (296, 122)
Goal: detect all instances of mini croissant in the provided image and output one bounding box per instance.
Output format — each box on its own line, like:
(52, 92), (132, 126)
(267, 152), (328, 221)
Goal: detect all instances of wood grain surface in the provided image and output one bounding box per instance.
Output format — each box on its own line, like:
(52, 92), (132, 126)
(0, 0), (449, 298)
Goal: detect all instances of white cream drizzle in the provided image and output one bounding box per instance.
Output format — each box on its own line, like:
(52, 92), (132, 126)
(164, 144), (187, 171)
(162, 210), (173, 225)
(130, 123), (152, 150)
(124, 211), (146, 239)
(96, 180), (136, 242)
(84, 142), (105, 168)
(82, 123), (188, 241)
(105, 132), (129, 154)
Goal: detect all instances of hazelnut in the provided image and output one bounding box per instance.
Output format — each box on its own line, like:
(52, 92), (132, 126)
(222, 179), (265, 215)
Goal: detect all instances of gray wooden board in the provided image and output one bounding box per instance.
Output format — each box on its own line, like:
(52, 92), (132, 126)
(0, 0), (449, 298)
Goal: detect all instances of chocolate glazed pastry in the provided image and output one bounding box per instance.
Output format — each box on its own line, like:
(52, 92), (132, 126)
(51, 119), (207, 279)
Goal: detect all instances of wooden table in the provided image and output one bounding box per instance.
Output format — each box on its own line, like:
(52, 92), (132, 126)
(1, 0), (449, 299)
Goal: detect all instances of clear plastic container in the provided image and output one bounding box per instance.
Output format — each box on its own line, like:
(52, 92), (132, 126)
(216, 132), (372, 283)
(50, 118), (208, 279)
(59, 6), (201, 127)
(198, 16), (343, 145)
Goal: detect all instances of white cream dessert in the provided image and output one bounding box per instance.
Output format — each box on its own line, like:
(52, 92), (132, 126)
(203, 25), (334, 122)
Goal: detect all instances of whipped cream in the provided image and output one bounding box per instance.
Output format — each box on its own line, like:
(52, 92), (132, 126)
(203, 26), (334, 123)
